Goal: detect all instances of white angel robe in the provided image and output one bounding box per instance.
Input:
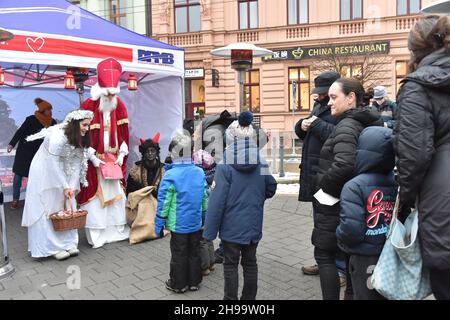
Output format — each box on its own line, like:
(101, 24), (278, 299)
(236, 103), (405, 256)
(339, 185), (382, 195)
(81, 109), (130, 249)
(22, 125), (85, 258)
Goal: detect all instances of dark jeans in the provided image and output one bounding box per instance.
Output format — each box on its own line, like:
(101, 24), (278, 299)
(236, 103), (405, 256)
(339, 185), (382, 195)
(430, 268), (450, 300)
(314, 247), (340, 300)
(223, 241), (258, 300)
(169, 230), (202, 290)
(348, 255), (385, 300)
(13, 174), (22, 201)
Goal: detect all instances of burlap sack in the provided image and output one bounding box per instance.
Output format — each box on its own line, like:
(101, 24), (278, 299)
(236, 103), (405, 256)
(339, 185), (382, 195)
(126, 186), (168, 244)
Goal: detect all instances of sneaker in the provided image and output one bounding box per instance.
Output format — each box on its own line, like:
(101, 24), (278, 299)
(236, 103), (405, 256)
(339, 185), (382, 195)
(189, 285), (199, 292)
(67, 248), (79, 257)
(301, 264), (319, 276)
(202, 269), (210, 276)
(10, 200), (19, 210)
(54, 251), (70, 261)
(165, 279), (187, 293)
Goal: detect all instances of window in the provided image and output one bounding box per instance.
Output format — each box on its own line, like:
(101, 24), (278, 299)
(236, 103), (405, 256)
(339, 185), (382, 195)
(340, 0), (362, 20)
(397, 0), (421, 15)
(175, 0), (201, 33)
(239, 0), (258, 29)
(289, 67), (310, 111)
(396, 61), (408, 93)
(288, 0), (309, 25)
(185, 78), (205, 118)
(109, 0), (127, 26)
(340, 64), (363, 79)
(244, 70), (260, 112)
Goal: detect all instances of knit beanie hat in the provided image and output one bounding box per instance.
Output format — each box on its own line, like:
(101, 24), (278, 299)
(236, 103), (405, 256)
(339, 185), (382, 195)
(225, 120), (255, 142)
(193, 149), (215, 169)
(34, 98), (52, 112)
(238, 111), (253, 127)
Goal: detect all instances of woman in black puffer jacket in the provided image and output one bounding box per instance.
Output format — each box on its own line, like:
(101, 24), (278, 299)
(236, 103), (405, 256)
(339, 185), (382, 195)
(394, 15), (450, 300)
(313, 78), (383, 300)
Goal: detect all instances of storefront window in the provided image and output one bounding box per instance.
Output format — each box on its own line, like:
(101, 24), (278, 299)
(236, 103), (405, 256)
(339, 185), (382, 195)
(185, 76), (205, 119)
(396, 61), (408, 93)
(340, 0), (363, 21)
(175, 0), (201, 33)
(288, 0), (309, 25)
(340, 64), (363, 79)
(289, 67), (310, 111)
(397, 0), (421, 15)
(239, 0), (258, 29)
(244, 70), (260, 112)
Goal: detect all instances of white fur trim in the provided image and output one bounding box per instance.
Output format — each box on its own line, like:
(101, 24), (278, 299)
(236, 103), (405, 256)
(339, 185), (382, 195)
(90, 83), (121, 101)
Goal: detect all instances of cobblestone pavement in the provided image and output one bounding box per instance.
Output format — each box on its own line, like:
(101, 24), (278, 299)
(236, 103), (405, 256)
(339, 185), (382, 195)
(0, 194), (326, 300)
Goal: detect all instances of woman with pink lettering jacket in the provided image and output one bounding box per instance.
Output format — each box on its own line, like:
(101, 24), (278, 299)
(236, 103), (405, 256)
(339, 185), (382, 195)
(336, 126), (398, 300)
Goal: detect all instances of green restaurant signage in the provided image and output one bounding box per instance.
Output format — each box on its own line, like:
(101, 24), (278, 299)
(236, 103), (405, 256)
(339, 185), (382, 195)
(262, 41), (390, 61)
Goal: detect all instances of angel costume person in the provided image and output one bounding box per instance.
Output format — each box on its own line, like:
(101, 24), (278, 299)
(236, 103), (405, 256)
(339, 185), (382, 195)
(77, 58), (130, 248)
(21, 109), (94, 260)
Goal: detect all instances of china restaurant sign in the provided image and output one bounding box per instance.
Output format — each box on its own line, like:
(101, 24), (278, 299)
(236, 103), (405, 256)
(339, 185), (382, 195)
(262, 41), (390, 61)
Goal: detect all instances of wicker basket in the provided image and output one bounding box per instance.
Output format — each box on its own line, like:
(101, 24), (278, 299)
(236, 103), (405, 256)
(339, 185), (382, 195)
(50, 199), (88, 232)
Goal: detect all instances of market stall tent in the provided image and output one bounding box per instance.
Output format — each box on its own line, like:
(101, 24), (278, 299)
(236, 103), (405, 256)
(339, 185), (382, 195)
(0, 0), (185, 199)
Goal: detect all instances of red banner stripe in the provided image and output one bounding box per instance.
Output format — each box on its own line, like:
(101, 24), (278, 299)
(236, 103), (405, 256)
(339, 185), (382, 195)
(1, 35), (133, 62)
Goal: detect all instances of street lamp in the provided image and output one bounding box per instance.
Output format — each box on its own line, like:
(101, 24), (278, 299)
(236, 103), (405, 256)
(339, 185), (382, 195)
(210, 43), (272, 113)
(421, 0), (450, 14)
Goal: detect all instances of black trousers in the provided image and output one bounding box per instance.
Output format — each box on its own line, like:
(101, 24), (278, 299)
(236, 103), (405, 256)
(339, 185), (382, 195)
(430, 268), (450, 300)
(314, 247), (340, 300)
(348, 255), (385, 300)
(223, 241), (258, 300)
(169, 230), (202, 290)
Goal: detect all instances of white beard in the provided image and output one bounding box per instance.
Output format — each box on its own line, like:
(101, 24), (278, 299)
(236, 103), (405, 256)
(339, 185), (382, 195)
(99, 95), (118, 113)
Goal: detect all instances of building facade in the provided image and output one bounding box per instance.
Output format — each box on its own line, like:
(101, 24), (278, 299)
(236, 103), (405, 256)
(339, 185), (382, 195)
(72, 0), (152, 36)
(152, 0), (434, 141)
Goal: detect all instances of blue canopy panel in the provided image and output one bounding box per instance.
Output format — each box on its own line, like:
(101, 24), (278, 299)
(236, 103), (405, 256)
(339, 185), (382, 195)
(0, 0), (184, 77)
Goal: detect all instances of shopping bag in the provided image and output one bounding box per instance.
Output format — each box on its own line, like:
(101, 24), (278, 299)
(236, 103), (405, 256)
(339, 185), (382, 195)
(99, 154), (123, 180)
(371, 193), (432, 300)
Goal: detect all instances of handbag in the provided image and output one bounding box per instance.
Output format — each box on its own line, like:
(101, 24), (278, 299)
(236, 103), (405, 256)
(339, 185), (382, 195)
(371, 192), (432, 300)
(99, 154), (123, 180)
(49, 198), (88, 232)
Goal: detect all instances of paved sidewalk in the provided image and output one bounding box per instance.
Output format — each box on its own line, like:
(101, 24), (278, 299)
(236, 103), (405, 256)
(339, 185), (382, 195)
(0, 194), (324, 300)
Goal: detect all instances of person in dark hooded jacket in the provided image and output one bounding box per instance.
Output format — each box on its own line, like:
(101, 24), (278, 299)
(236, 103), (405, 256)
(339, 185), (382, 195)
(337, 126), (397, 300)
(203, 126), (277, 300)
(394, 14), (450, 300)
(313, 78), (383, 300)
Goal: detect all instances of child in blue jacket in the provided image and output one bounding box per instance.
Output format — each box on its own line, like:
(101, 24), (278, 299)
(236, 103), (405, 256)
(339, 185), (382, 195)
(203, 128), (277, 300)
(336, 126), (398, 300)
(154, 133), (208, 293)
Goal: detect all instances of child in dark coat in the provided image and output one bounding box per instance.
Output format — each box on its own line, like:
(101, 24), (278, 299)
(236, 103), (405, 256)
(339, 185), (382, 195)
(203, 119), (277, 300)
(193, 149), (217, 276)
(336, 126), (398, 300)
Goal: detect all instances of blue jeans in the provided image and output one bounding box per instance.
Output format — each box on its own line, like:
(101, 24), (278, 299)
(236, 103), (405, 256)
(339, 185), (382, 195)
(13, 174), (22, 201)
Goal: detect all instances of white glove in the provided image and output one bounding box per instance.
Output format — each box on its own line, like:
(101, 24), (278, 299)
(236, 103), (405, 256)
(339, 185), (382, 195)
(115, 153), (125, 167)
(91, 156), (105, 168)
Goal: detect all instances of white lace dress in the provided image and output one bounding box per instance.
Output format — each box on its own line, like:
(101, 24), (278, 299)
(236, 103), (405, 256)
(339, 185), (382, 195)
(21, 125), (88, 258)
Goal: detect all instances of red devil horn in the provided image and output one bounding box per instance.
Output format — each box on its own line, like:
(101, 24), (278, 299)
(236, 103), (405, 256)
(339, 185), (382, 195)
(139, 138), (145, 145)
(152, 132), (160, 144)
